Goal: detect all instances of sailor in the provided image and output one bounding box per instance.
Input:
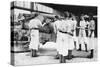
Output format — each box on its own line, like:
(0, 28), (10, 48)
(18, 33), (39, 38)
(89, 17), (95, 37)
(86, 17), (95, 58)
(78, 16), (88, 52)
(71, 16), (78, 50)
(54, 16), (68, 63)
(53, 16), (61, 59)
(64, 15), (75, 60)
(28, 14), (45, 57)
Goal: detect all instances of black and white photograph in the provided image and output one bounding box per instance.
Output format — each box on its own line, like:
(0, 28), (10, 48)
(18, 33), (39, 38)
(11, 1), (97, 66)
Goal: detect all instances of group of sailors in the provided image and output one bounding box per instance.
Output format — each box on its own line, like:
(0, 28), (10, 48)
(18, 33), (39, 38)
(27, 13), (96, 63)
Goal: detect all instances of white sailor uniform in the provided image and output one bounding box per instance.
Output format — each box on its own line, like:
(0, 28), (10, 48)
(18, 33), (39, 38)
(28, 18), (42, 50)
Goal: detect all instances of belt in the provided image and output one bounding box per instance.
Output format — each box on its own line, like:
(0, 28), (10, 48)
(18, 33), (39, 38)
(30, 28), (39, 30)
(59, 30), (73, 36)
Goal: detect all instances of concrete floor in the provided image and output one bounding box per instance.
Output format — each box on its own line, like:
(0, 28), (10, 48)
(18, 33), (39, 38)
(11, 38), (98, 66)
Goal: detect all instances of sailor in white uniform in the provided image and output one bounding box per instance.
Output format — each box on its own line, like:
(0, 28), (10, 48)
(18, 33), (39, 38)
(54, 16), (68, 63)
(78, 16), (88, 52)
(28, 14), (45, 57)
(86, 17), (95, 58)
(53, 16), (62, 59)
(64, 16), (75, 60)
(89, 18), (95, 37)
(71, 16), (78, 50)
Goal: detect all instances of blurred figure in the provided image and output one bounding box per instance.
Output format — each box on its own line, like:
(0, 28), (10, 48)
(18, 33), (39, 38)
(28, 14), (45, 57)
(53, 16), (62, 60)
(78, 16), (88, 52)
(86, 17), (95, 58)
(71, 16), (78, 50)
(64, 14), (75, 60)
(54, 16), (68, 63)
(89, 17), (95, 37)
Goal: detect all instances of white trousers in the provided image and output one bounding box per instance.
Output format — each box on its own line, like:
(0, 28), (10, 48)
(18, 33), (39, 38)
(87, 30), (95, 50)
(56, 32), (74, 56)
(87, 37), (95, 50)
(78, 29), (88, 50)
(29, 29), (39, 50)
(67, 34), (74, 50)
(73, 36), (79, 49)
